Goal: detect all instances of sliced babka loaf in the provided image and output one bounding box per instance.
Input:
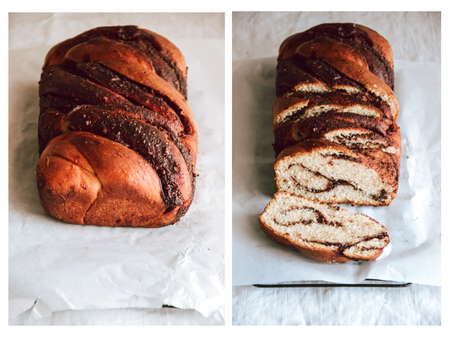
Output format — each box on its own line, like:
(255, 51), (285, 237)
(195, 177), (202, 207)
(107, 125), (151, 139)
(271, 23), (400, 207)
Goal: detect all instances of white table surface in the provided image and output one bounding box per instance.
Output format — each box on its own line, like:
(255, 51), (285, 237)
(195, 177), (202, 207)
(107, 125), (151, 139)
(232, 11), (442, 326)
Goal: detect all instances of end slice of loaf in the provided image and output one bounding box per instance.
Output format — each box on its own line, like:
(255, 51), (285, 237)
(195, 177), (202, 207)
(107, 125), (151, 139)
(259, 191), (390, 263)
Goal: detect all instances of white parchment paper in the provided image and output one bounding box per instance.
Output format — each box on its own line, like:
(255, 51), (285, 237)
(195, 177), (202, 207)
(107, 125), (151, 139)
(9, 15), (225, 321)
(232, 57), (441, 286)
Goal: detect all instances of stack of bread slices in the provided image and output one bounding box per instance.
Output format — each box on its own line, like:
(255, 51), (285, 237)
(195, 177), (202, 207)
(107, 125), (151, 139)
(259, 23), (400, 263)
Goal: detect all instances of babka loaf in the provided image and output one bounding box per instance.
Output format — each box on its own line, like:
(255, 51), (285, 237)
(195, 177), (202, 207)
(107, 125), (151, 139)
(272, 23), (400, 206)
(260, 23), (399, 262)
(36, 26), (197, 227)
(259, 192), (390, 263)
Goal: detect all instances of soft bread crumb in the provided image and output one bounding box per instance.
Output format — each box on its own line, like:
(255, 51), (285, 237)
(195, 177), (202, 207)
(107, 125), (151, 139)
(274, 144), (394, 205)
(259, 191), (389, 262)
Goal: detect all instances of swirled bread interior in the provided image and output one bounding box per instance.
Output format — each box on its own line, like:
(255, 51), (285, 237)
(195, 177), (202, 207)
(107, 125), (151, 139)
(259, 191), (390, 262)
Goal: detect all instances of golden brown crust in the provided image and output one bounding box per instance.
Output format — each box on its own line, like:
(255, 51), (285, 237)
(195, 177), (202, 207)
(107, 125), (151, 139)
(294, 36), (370, 70)
(279, 22), (394, 67)
(36, 132), (173, 227)
(64, 37), (157, 73)
(275, 138), (339, 160)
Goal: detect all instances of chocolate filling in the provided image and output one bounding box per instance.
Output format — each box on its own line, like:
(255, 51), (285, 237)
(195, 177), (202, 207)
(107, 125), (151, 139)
(305, 58), (358, 89)
(75, 62), (185, 132)
(286, 162), (388, 203)
(297, 112), (390, 136)
(272, 204), (390, 259)
(274, 206), (342, 227)
(272, 112), (395, 155)
(320, 153), (361, 162)
(39, 65), (131, 114)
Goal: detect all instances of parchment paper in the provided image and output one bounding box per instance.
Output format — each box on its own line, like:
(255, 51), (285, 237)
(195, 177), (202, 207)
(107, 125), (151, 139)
(232, 57), (441, 286)
(9, 14), (225, 321)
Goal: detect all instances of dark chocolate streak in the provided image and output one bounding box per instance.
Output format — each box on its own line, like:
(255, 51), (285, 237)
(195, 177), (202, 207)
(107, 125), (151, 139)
(39, 65), (132, 114)
(306, 58), (358, 89)
(273, 205), (389, 259)
(331, 134), (388, 148)
(297, 112), (390, 137)
(71, 104), (194, 173)
(308, 232), (389, 261)
(112, 26), (187, 99)
(287, 161), (388, 203)
(272, 112), (395, 156)
(309, 233), (389, 248)
(320, 153), (361, 162)
(275, 206), (341, 227)
(273, 207), (388, 260)
(75, 62), (184, 132)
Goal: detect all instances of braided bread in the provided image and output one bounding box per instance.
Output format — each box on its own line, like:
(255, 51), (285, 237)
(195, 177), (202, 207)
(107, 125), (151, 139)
(260, 23), (399, 262)
(272, 23), (400, 206)
(36, 26), (197, 227)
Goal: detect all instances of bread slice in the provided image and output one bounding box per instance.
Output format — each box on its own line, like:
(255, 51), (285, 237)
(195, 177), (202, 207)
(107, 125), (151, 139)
(259, 191), (390, 262)
(274, 139), (399, 206)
